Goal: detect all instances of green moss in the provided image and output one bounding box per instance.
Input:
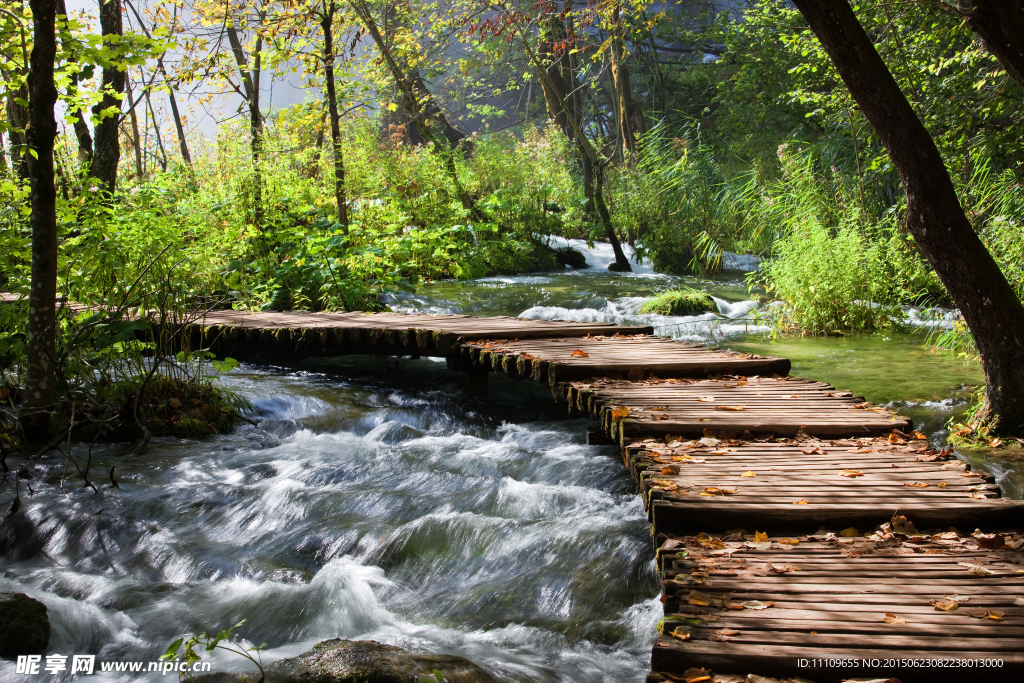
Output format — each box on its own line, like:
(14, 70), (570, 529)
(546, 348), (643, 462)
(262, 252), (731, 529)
(637, 288), (717, 316)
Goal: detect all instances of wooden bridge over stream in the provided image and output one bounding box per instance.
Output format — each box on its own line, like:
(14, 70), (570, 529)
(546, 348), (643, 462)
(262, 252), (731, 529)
(7, 297), (1024, 681)
(188, 308), (1024, 682)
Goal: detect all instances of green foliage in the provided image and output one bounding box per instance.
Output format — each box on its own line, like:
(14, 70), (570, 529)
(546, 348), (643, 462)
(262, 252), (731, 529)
(750, 147), (939, 332)
(637, 288), (717, 316)
(162, 620), (266, 683)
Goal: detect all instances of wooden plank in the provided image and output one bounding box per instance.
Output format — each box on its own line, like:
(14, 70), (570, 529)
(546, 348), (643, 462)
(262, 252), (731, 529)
(626, 435), (1022, 533)
(650, 530), (1024, 683)
(460, 335), (791, 383)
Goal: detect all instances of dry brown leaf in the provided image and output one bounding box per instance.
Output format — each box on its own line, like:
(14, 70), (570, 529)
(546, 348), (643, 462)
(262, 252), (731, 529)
(669, 626), (692, 641)
(660, 465), (681, 475)
(697, 396), (716, 402)
(686, 590), (712, 607)
(742, 470), (756, 477)
(904, 482), (929, 488)
(715, 405), (746, 411)
(883, 613), (908, 624)
(889, 432), (907, 445)
(974, 533), (1007, 550)
(930, 599), (959, 611)
(609, 406), (631, 421)
(740, 600), (774, 610)
(701, 487), (738, 496)
(912, 430), (928, 440)
(793, 499), (808, 505)
(570, 349), (589, 358)
(891, 515), (920, 535)
(754, 531), (769, 542)
(801, 446), (821, 454)
(839, 469), (865, 478)
(682, 668), (712, 683)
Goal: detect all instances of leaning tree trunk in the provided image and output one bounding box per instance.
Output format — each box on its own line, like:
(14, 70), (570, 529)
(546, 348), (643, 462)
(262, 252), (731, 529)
(24, 0), (60, 439)
(90, 0), (125, 195)
(956, 0), (1024, 92)
(792, 0), (1024, 435)
(320, 6), (348, 231)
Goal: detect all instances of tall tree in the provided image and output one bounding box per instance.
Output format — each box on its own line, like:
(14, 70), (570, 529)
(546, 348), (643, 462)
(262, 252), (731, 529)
(90, 0), (126, 194)
(24, 0), (60, 437)
(315, 0), (348, 230)
(790, 0), (1024, 434)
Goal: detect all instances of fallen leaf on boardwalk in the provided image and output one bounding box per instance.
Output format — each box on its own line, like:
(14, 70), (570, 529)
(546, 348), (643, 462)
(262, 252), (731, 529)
(715, 405), (746, 411)
(697, 396), (716, 402)
(891, 515), (919, 535)
(848, 447), (874, 454)
(889, 432), (907, 445)
(839, 469), (865, 477)
(944, 594), (970, 602)
(754, 531), (769, 542)
(681, 668), (712, 683)
(570, 349), (589, 357)
(938, 482), (948, 488)
(780, 538), (800, 545)
(1014, 597), (1024, 607)
(793, 500), (808, 505)
(714, 628), (740, 636)
(974, 532), (1006, 550)
(839, 527), (860, 537)
(701, 487), (738, 496)
(785, 394), (799, 399)
(912, 430), (928, 440)
(801, 446), (821, 454)
(960, 608), (1005, 620)
(742, 470), (756, 477)
(698, 437), (721, 447)
(740, 600), (774, 610)
(930, 599), (959, 611)
(668, 626), (692, 641)
(960, 563), (995, 576)
(609, 406), (631, 421)
(687, 590), (712, 606)
(904, 482), (929, 488)
(660, 466), (681, 475)
(672, 455), (707, 463)
(694, 533), (725, 549)
(883, 613), (908, 624)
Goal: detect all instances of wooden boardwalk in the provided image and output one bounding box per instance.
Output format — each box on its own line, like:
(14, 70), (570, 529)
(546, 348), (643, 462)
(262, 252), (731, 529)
(3, 295), (1021, 679)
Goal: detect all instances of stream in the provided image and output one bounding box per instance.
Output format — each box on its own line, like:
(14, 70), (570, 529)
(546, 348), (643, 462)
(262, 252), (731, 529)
(1, 240), (1020, 681)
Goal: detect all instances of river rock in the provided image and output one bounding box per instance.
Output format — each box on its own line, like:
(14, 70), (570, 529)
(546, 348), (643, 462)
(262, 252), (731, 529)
(0, 592), (50, 658)
(196, 639), (497, 683)
(554, 247), (588, 269)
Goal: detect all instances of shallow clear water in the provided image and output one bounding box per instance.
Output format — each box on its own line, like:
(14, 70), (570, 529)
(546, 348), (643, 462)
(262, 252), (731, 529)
(1, 240), (1019, 682)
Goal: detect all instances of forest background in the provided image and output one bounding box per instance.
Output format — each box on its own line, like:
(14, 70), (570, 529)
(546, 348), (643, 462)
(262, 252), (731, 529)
(1, 0), (1023, 446)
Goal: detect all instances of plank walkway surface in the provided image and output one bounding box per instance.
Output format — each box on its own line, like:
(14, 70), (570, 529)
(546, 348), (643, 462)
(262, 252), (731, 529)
(561, 375), (911, 443)
(625, 435), (1024, 533)
(652, 530), (1024, 682)
(3, 293), (1022, 680)
(453, 335), (791, 384)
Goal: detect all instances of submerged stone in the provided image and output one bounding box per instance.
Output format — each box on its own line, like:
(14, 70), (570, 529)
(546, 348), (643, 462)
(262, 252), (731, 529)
(0, 592), (50, 658)
(196, 639), (497, 683)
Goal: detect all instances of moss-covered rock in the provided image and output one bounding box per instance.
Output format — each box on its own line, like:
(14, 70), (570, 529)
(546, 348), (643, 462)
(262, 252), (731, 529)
(637, 288), (717, 316)
(554, 247), (588, 269)
(0, 592), (50, 659)
(196, 639), (497, 683)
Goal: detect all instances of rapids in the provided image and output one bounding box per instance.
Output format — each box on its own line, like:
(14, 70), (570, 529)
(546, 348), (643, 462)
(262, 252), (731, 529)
(1, 239), (1018, 681)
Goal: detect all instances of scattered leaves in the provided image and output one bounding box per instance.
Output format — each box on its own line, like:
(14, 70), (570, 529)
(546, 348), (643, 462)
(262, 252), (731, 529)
(687, 590), (712, 606)
(839, 469), (864, 478)
(701, 487), (738, 496)
(570, 349), (589, 357)
(930, 599), (959, 611)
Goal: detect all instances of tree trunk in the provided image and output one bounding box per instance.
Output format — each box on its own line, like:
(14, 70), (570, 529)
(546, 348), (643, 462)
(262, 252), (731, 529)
(609, 7), (645, 161)
(791, 0), (1024, 435)
(226, 21), (263, 228)
(24, 0), (60, 439)
(532, 18), (631, 272)
(90, 0), (125, 195)
(957, 0), (1024, 92)
(320, 5), (348, 231)
(126, 77), (144, 179)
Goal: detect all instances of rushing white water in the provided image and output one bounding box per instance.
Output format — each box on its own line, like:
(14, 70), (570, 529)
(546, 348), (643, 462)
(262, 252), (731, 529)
(0, 363), (660, 682)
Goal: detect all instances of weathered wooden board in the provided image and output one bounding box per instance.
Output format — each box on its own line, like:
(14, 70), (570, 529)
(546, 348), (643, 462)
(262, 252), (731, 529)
(649, 530), (1024, 682)
(562, 376), (911, 442)
(625, 435), (1024, 533)
(454, 335), (791, 384)
(184, 310), (653, 360)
